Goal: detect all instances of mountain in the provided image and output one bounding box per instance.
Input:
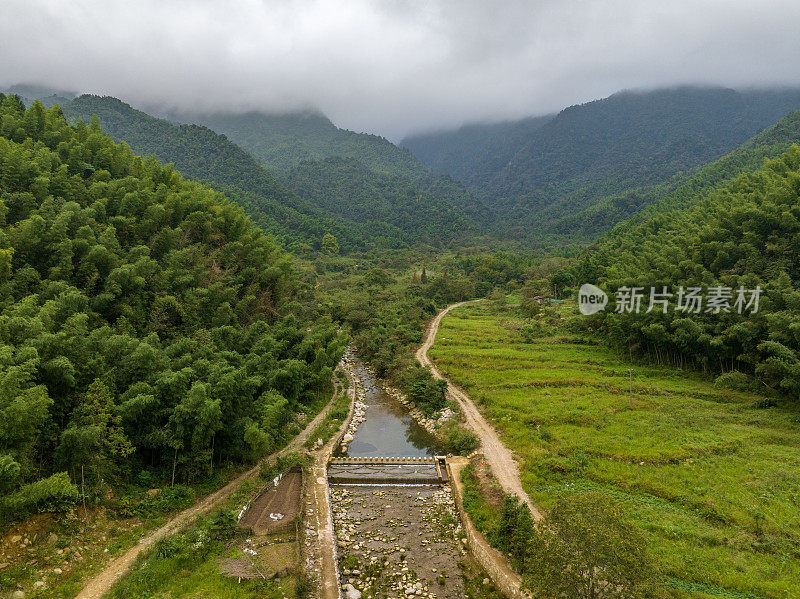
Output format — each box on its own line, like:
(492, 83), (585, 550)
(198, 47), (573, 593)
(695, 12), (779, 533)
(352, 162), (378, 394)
(285, 157), (482, 246)
(4, 83), (77, 108)
(176, 107), (489, 243)
(60, 95), (480, 251)
(59, 95), (351, 251)
(179, 109), (428, 178)
(403, 86), (800, 241)
(0, 94), (343, 520)
(553, 108), (800, 238)
(573, 107), (800, 278)
(400, 114), (555, 184)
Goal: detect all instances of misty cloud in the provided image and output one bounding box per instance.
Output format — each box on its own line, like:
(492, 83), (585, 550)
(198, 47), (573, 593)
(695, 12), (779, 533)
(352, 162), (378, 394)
(2, 0), (800, 139)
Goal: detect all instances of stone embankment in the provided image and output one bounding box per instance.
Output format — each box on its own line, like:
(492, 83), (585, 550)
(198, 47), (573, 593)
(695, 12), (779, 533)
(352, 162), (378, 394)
(303, 357), (357, 599)
(338, 352), (367, 454)
(446, 457), (532, 599)
(384, 384), (455, 439)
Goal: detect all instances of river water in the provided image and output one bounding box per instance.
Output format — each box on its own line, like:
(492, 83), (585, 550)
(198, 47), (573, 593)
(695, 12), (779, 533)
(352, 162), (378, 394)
(342, 358), (442, 458)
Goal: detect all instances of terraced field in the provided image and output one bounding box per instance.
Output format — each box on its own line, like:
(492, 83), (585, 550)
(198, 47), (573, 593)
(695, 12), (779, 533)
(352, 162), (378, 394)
(428, 300), (800, 599)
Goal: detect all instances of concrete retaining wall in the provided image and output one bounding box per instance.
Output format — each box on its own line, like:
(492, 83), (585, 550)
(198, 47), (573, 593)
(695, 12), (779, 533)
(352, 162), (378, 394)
(446, 457), (532, 599)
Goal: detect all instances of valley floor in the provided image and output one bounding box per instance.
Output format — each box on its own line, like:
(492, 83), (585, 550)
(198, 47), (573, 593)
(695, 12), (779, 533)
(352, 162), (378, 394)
(428, 300), (800, 599)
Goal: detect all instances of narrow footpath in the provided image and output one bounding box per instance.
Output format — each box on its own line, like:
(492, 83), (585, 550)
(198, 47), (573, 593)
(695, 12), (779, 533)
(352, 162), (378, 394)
(76, 379), (346, 599)
(416, 300), (541, 520)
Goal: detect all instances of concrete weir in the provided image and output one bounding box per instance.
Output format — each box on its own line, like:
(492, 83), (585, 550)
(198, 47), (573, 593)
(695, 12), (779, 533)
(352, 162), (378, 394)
(327, 456), (448, 485)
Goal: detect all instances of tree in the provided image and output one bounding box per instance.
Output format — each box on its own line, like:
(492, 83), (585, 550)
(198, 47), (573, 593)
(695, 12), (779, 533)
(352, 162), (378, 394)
(492, 494), (534, 570)
(401, 365), (447, 416)
(321, 233), (340, 255)
(526, 492), (656, 598)
(57, 380), (133, 488)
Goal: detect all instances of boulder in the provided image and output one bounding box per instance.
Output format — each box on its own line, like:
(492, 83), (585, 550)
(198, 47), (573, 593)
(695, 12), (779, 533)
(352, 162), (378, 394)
(342, 583), (362, 599)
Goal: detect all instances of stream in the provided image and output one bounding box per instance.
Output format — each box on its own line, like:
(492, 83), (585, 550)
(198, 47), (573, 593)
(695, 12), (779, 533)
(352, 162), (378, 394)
(341, 356), (443, 458)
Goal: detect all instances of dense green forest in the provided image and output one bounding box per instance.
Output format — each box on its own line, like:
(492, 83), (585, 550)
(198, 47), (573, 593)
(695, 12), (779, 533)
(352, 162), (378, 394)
(285, 156), (482, 247)
(404, 86), (800, 241)
(60, 95), (361, 253)
(0, 95), (345, 521)
(181, 109), (429, 177)
(401, 114), (554, 185)
(552, 108), (800, 237)
(186, 108), (491, 234)
(573, 144), (800, 399)
(62, 96), (483, 252)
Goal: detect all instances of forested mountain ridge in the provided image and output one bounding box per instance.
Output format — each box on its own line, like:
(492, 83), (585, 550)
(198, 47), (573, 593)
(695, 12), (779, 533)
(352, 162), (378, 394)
(60, 94), (358, 252)
(285, 157), (486, 246)
(0, 95), (344, 521)
(180, 109), (429, 178)
(573, 143), (800, 398)
(404, 86), (800, 241)
(4, 84), (77, 109)
(400, 114), (555, 184)
(551, 108), (800, 238)
(62, 95), (484, 251)
(184, 108), (491, 233)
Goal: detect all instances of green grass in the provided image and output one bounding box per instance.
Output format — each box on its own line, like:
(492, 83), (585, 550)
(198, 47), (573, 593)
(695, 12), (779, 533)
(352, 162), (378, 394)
(429, 301), (800, 599)
(304, 391), (351, 448)
(460, 463), (498, 536)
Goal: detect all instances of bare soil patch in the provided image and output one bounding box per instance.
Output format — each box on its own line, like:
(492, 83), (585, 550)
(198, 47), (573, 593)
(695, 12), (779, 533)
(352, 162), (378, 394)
(239, 471), (302, 535)
(469, 454), (504, 509)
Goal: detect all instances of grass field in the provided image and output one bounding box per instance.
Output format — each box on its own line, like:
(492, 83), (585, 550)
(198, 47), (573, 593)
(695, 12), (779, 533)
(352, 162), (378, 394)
(429, 300), (800, 599)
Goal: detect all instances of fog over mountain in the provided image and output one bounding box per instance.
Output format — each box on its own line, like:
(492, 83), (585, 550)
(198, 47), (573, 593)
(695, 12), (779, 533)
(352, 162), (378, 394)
(2, 0), (800, 139)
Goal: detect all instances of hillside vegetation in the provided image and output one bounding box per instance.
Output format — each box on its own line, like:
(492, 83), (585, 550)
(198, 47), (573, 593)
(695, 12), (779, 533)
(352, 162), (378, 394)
(555, 108), (800, 237)
(64, 96), (483, 251)
(0, 95), (344, 522)
(61, 95), (357, 253)
(189, 109), (490, 235)
(404, 86), (800, 241)
(286, 156), (482, 247)
(184, 109), (428, 178)
(575, 144), (800, 400)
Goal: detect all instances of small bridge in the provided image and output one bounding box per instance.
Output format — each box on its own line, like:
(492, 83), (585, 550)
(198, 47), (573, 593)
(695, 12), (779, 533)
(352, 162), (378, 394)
(327, 456), (448, 485)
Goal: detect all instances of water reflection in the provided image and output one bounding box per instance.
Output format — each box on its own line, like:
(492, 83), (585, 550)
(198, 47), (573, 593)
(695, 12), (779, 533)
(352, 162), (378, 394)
(344, 360), (442, 457)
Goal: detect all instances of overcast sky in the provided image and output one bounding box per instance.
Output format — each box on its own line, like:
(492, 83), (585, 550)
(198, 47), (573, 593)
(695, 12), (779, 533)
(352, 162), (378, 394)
(2, 0), (800, 139)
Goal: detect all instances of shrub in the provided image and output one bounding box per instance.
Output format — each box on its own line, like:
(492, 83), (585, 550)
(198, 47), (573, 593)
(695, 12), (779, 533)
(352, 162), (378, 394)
(714, 371), (753, 391)
(491, 494), (534, 570)
(443, 424), (480, 455)
(0, 472), (79, 522)
(401, 365), (448, 417)
(521, 322), (548, 342)
(121, 484), (195, 518)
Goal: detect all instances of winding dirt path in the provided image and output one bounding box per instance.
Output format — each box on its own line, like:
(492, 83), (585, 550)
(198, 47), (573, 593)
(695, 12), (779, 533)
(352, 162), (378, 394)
(76, 382), (344, 599)
(416, 301), (541, 520)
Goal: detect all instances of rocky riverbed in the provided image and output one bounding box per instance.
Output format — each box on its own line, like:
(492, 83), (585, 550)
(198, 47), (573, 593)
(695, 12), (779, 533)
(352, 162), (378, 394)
(331, 486), (466, 599)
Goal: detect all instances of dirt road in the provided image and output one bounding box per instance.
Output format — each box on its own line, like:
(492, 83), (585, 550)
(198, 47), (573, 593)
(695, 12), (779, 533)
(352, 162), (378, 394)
(76, 381), (345, 599)
(416, 301), (541, 520)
